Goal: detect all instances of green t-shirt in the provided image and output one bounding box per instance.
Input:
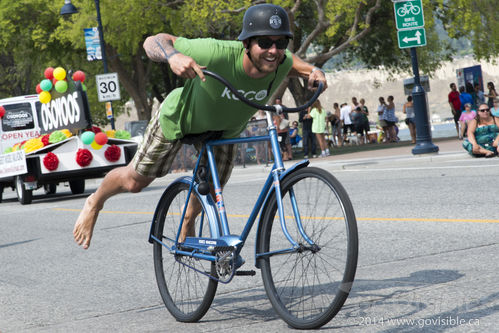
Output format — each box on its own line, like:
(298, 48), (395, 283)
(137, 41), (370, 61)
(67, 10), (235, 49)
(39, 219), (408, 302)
(159, 37), (293, 140)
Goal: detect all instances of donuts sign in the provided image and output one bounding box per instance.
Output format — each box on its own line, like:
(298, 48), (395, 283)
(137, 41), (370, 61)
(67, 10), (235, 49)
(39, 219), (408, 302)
(38, 91), (87, 133)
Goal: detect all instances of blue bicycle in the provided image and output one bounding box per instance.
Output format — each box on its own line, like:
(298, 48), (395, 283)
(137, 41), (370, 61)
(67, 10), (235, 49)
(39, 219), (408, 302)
(148, 70), (358, 329)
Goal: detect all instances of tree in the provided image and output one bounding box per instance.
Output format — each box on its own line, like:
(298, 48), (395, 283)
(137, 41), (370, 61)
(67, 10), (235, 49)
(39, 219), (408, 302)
(1, 0), (498, 124)
(434, 0), (499, 62)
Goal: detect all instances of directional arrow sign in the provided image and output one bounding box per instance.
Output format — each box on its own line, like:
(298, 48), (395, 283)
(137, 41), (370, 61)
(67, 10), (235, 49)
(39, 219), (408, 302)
(397, 28), (426, 49)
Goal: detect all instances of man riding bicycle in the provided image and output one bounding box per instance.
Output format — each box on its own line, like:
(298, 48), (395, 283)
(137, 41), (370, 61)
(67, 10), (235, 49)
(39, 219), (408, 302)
(73, 3), (328, 249)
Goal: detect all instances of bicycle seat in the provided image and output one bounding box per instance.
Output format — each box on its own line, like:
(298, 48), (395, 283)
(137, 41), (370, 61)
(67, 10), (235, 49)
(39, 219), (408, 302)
(180, 131), (223, 145)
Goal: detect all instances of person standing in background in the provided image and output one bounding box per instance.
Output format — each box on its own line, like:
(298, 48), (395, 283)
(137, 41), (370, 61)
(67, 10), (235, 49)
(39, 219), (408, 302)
(299, 107), (317, 158)
(340, 102), (353, 143)
(384, 96), (398, 143)
(309, 100), (329, 157)
(275, 97), (293, 160)
(459, 85), (473, 110)
(448, 83), (461, 138)
(485, 82), (498, 108)
(403, 96), (416, 144)
(331, 102), (343, 146)
(474, 83), (485, 106)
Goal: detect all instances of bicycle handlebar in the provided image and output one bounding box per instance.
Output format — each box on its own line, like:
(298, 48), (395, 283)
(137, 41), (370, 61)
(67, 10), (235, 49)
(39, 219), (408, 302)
(202, 69), (324, 113)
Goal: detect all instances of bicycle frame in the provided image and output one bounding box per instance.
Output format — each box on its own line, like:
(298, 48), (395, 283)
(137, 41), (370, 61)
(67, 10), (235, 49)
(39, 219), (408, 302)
(148, 111), (316, 279)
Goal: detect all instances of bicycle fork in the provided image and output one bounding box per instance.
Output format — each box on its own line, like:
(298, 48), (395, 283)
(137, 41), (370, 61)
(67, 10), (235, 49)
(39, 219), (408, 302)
(272, 170), (317, 250)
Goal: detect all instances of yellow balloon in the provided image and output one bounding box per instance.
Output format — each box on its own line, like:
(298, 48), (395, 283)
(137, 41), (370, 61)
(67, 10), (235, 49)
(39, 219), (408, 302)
(53, 67), (66, 81)
(39, 91), (51, 104)
(90, 141), (103, 150)
(105, 130), (116, 138)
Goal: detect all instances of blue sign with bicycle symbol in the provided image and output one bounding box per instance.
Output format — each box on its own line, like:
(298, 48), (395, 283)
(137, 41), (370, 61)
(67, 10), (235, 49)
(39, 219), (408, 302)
(393, 0), (424, 30)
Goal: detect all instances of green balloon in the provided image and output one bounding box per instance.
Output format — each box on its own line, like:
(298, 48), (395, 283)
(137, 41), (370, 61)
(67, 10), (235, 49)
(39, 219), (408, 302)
(55, 80), (68, 93)
(40, 79), (53, 91)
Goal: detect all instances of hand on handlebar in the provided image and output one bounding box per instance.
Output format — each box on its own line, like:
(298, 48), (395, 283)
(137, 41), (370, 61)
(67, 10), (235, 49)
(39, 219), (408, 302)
(307, 70), (328, 91)
(168, 53), (206, 82)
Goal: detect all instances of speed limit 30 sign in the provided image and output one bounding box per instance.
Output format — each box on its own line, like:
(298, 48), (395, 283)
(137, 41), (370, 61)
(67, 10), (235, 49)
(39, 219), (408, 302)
(96, 73), (121, 102)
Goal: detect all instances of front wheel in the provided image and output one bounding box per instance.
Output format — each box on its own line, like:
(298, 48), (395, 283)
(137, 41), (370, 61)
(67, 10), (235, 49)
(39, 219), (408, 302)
(258, 167), (358, 329)
(16, 176), (33, 205)
(153, 181), (218, 322)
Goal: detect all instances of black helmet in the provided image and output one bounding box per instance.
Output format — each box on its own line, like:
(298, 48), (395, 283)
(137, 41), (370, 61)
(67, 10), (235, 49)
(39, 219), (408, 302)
(238, 4), (293, 41)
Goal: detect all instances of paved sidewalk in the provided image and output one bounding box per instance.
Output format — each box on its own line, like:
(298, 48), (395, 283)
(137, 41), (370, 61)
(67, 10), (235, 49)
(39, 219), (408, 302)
(321, 137), (465, 162)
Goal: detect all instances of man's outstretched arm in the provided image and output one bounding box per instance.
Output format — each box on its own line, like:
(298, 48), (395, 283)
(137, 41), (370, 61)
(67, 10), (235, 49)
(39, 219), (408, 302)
(143, 33), (205, 81)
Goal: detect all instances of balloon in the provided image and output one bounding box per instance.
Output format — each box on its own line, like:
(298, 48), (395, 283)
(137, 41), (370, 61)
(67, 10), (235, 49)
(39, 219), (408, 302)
(39, 91), (51, 104)
(36, 83), (42, 94)
(81, 83), (87, 91)
(94, 132), (108, 145)
(53, 67), (66, 81)
(90, 141), (103, 150)
(81, 131), (95, 145)
(52, 77), (58, 86)
(0, 105), (5, 118)
(72, 70), (86, 82)
(105, 130), (116, 138)
(40, 79), (53, 91)
(44, 67), (54, 80)
(55, 80), (68, 93)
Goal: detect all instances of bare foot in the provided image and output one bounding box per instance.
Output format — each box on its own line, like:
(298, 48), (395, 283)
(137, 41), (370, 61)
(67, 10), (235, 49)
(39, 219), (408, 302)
(73, 194), (102, 249)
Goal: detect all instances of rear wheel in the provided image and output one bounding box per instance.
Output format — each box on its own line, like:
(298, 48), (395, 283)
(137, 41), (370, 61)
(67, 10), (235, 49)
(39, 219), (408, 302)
(44, 183), (57, 195)
(259, 167), (358, 329)
(15, 176), (33, 205)
(153, 181), (218, 322)
(69, 179), (85, 194)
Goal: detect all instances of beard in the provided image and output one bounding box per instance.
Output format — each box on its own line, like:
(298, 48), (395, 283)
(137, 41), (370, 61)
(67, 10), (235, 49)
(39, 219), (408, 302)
(249, 50), (284, 74)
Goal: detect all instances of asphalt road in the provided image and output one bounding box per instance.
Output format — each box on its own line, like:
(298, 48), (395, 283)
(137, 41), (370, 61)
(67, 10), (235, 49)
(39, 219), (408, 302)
(1, 151), (498, 332)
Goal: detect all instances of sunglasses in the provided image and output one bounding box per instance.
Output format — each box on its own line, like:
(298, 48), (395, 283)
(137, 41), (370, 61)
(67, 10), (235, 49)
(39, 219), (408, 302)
(255, 37), (289, 50)
(478, 108), (490, 112)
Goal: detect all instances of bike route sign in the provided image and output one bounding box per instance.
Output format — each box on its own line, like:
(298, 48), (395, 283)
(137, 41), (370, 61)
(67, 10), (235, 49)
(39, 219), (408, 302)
(397, 28), (426, 49)
(393, 0), (425, 30)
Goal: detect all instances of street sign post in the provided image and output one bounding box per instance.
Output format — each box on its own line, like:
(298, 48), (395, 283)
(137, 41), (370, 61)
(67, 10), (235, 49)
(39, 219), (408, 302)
(397, 28), (427, 48)
(392, 0), (438, 154)
(394, 0), (424, 30)
(95, 73), (121, 102)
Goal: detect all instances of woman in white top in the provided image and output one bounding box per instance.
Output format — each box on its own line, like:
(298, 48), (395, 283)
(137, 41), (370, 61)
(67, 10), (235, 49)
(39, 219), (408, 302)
(403, 95), (416, 144)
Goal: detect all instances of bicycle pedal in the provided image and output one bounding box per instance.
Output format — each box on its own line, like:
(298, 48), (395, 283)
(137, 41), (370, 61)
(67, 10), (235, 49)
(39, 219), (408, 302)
(235, 270), (256, 276)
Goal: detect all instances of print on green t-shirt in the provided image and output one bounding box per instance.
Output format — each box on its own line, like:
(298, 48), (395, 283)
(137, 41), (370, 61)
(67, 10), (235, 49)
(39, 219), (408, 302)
(159, 38), (293, 140)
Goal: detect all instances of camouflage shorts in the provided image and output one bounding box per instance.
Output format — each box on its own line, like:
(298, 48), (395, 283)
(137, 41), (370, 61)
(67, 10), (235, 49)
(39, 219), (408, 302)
(131, 108), (236, 186)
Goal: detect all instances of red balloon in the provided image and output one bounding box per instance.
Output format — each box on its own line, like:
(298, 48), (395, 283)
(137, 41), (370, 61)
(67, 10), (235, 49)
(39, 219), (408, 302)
(0, 105), (5, 118)
(94, 132), (108, 146)
(72, 70), (86, 82)
(44, 67), (54, 80)
(52, 77), (58, 86)
(36, 83), (42, 94)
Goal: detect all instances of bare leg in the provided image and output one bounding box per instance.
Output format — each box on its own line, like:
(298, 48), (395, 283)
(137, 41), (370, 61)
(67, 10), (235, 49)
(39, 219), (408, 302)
(409, 123), (416, 143)
(179, 196), (202, 242)
(459, 121), (466, 139)
(73, 164), (154, 249)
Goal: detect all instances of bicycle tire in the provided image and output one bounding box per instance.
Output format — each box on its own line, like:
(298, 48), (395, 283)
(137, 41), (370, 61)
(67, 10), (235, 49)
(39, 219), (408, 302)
(258, 167), (358, 329)
(153, 181), (218, 322)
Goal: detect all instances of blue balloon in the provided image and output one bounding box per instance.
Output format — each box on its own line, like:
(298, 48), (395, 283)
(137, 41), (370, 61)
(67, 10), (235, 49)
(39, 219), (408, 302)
(81, 131), (95, 145)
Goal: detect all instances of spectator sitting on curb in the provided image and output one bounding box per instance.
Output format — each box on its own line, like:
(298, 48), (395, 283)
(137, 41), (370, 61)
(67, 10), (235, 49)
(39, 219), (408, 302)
(462, 103), (499, 157)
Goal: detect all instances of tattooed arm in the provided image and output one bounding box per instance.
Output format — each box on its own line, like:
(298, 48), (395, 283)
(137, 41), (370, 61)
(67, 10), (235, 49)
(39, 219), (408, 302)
(143, 33), (205, 81)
